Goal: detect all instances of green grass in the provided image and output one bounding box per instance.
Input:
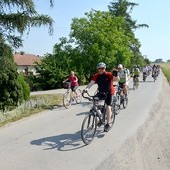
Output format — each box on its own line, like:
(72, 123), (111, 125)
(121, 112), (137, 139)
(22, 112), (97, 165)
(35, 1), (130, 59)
(0, 93), (63, 127)
(160, 62), (170, 84)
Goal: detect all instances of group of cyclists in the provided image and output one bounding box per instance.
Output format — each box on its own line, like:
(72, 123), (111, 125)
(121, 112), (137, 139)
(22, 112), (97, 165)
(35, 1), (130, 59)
(63, 62), (160, 132)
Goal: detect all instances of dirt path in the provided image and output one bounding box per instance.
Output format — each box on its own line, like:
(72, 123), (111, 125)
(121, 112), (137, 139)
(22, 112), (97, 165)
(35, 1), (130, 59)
(97, 75), (170, 170)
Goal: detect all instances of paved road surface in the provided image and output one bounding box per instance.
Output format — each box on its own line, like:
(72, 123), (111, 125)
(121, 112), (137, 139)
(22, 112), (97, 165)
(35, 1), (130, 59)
(0, 73), (162, 170)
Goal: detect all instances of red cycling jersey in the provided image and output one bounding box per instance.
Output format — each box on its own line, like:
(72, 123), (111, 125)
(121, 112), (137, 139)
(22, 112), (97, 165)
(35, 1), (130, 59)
(91, 71), (114, 94)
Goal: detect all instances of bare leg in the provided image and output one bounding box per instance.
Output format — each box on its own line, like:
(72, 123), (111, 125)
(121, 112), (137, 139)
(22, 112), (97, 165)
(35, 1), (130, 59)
(106, 105), (112, 124)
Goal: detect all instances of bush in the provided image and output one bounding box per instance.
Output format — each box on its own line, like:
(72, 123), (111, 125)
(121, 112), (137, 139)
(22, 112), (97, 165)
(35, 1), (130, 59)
(0, 41), (23, 111)
(18, 75), (30, 101)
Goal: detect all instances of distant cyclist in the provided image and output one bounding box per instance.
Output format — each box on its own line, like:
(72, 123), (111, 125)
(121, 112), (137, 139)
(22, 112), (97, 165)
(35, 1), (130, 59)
(142, 66), (148, 81)
(152, 65), (158, 78)
(117, 64), (128, 97)
(124, 66), (130, 81)
(132, 65), (140, 82)
(63, 71), (79, 93)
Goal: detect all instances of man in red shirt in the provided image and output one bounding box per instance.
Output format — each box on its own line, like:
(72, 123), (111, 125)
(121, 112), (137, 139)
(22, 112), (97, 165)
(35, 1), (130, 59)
(84, 62), (115, 132)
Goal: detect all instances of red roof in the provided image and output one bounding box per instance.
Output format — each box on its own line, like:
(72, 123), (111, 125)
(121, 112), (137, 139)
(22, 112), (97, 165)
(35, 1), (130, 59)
(14, 54), (41, 66)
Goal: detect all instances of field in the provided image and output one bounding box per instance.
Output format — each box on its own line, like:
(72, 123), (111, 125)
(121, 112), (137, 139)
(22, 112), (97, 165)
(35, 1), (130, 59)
(160, 62), (170, 83)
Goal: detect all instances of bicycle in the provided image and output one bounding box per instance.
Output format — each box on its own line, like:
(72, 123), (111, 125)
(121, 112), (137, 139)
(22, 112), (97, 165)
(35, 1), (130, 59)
(63, 82), (82, 109)
(133, 76), (139, 90)
(117, 85), (128, 109)
(81, 91), (116, 145)
(94, 85), (120, 115)
(152, 72), (157, 82)
(143, 72), (147, 82)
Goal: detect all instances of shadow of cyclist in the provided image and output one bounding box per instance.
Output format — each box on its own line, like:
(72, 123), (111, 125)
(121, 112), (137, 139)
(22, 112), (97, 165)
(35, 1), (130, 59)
(30, 131), (85, 151)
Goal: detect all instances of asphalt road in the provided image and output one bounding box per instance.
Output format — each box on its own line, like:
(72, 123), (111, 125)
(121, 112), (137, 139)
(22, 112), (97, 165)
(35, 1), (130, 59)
(0, 73), (162, 170)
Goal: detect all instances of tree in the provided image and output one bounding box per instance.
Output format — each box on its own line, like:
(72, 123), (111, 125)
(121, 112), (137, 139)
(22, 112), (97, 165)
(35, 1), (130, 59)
(0, 0), (54, 110)
(70, 11), (134, 74)
(0, 41), (23, 111)
(0, 0), (54, 48)
(108, 0), (149, 67)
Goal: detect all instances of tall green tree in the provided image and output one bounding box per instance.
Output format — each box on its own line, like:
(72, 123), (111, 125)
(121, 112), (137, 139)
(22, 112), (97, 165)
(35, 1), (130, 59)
(70, 11), (133, 74)
(108, 0), (149, 67)
(0, 0), (54, 110)
(0, 40), (22, 111)
(0, 0), (54, 48)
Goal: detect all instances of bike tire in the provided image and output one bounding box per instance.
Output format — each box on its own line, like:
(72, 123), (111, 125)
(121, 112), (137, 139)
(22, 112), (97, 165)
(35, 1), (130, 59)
(81, 113), (97, 145)
(123, 96), (128, 109)
(63, 91), (71, 109)
(112, 101), (120, 115)
(116, 92), (121, 107)
(109, 109), (116, 128)
(75, 89), (82, 104)
(133, 83), (135, 90)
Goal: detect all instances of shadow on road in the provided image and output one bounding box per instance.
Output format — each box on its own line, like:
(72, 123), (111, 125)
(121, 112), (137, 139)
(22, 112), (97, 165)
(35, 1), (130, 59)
(30, 131), (85, 151)
(30, 128), (106, 151)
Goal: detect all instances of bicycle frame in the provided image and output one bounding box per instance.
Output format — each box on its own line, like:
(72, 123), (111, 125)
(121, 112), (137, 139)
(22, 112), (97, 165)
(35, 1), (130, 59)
(63, 82), (82, 109)
(82, 91), (106, 122)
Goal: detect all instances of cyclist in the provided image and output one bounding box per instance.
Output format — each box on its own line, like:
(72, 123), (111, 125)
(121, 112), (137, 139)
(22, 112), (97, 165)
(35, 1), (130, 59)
(117, 64), (128, 97)
(84, 62), (115, 132)
(132, 65), (140, 83)
(152, 65), (158, 78)
(142, 66), (148, 81)
(63, 71), (79, 94)
(124, 66), (130, 81)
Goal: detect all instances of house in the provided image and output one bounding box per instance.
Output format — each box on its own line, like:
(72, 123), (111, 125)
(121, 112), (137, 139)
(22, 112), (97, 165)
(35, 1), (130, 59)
(14, 53), (41, 76)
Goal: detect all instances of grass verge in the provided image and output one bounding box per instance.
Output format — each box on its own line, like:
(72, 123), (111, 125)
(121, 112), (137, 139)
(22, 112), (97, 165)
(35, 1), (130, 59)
(0, 93), (63, 127)
(160, 63), (170, 84)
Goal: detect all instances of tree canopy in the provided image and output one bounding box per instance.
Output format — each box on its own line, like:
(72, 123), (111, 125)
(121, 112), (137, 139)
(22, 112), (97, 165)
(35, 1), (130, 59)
(0, 0), (54, 48)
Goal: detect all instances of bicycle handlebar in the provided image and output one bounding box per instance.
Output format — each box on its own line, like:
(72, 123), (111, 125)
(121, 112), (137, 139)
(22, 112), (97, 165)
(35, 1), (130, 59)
(82, 90), (107, 101)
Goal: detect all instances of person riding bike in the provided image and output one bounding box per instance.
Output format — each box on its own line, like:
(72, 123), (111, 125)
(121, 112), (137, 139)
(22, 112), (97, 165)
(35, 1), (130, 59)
(142, 66), (148, 81)
(123, 66), (130, 81)
(117, 64), (128, 97)
(152, 65), (158, 78)
(84, 62), (115, 132)
(132, 65), (140, 83)
(63, 71), (79, 94)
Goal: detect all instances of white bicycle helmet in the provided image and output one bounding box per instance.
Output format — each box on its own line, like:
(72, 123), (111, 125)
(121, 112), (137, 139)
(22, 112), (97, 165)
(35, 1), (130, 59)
(97, 62), (106, 69)
(118, 64), (123, 69)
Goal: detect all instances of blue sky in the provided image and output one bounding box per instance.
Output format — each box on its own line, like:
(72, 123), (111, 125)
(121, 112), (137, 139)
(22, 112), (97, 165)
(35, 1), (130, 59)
(18, 0), (170, 62)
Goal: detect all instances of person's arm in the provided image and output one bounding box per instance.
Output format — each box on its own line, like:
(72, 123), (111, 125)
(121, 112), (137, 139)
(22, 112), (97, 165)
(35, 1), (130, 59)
(63, 78), (69, 82)
(85, 80), (95, 90)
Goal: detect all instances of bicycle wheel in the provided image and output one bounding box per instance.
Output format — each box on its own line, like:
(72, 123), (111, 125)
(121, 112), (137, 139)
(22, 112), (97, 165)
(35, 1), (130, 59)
(133, 82), (135, 90)
(81, 113), (97, 145)
(112, 101), (120, 115)
(116, 92), (121, 108)
(123, 95), (128, 109)
(63, 91), (72, 109)
(75, 89), (82, 104)
(109, 107), (116, 128)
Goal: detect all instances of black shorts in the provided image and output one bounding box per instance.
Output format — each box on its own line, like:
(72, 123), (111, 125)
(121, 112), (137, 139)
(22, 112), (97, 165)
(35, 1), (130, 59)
(118, 82), (125, 89)
(105, 94), (114, 106)
(97, 92), (114, 106)
(71, 86), (78, 92)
